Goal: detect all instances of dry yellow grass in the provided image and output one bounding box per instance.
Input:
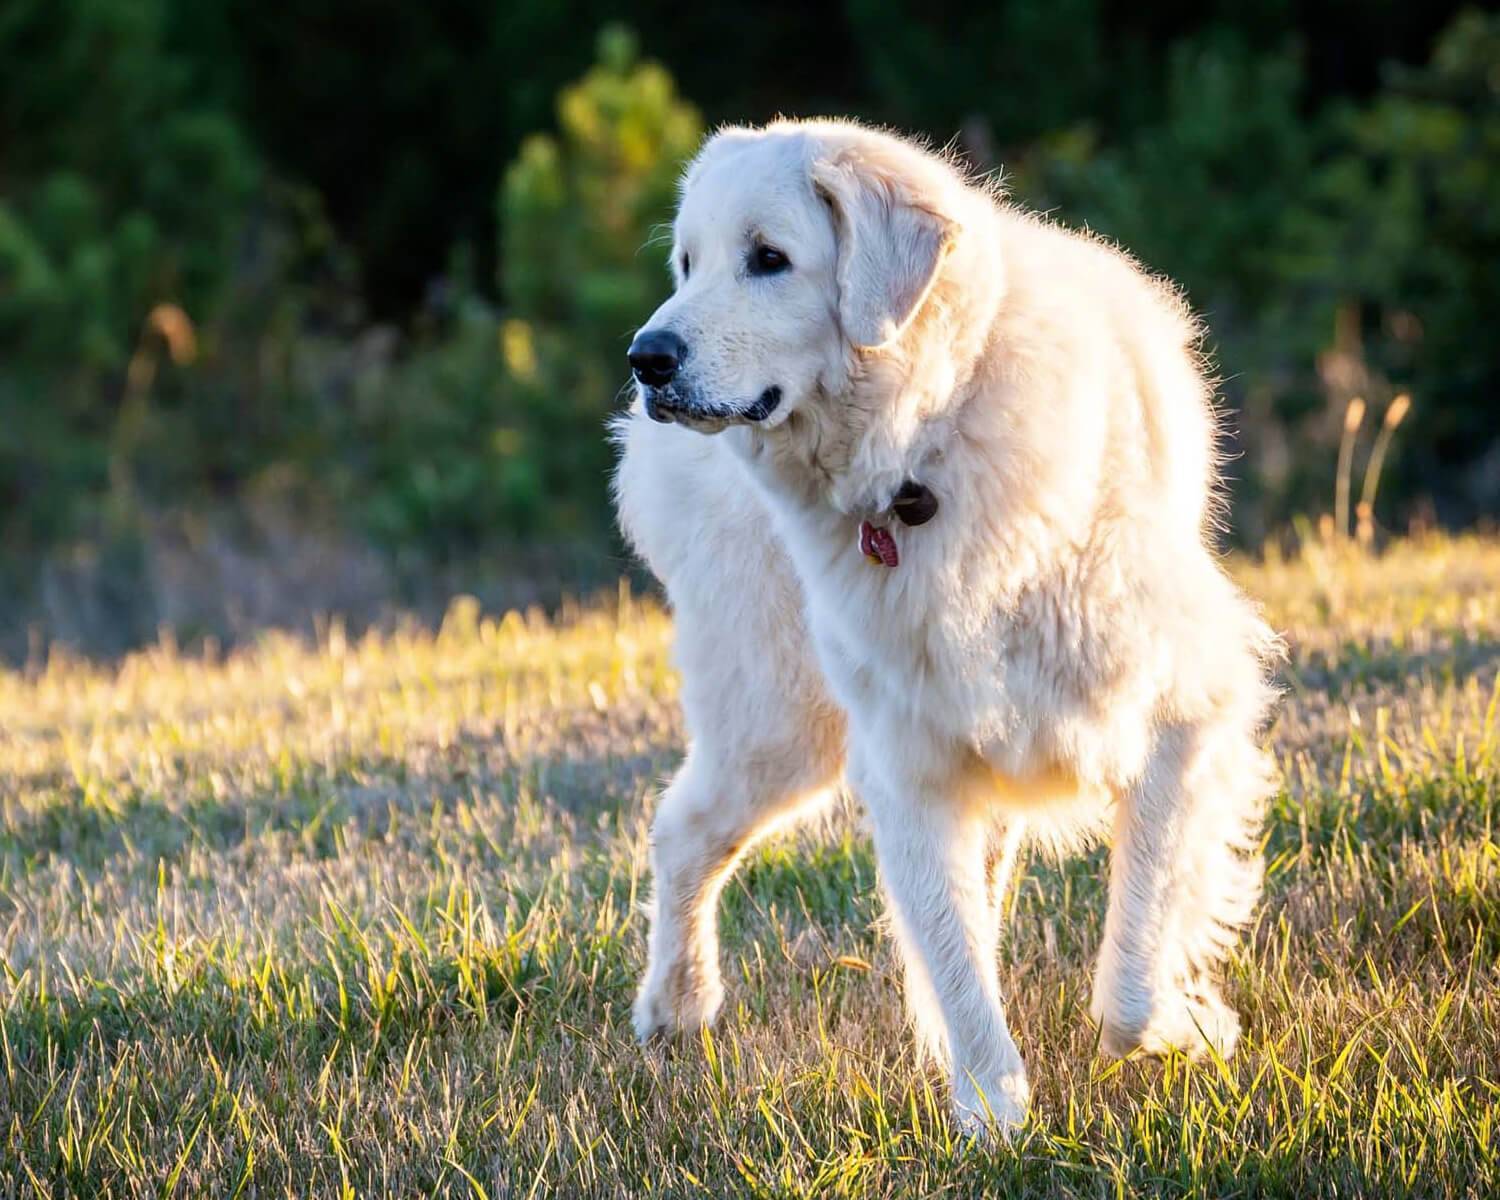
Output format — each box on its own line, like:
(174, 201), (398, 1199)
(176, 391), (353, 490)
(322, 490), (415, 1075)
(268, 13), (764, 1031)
(2, 537), (1498, 1197)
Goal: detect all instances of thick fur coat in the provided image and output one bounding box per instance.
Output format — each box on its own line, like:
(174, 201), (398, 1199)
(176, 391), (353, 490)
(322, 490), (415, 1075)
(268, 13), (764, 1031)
(613, 119), (1279, 1134)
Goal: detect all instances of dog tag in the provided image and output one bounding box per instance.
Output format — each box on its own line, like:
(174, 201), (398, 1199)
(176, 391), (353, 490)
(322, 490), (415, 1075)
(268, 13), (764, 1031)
(859, 520), (899, 567)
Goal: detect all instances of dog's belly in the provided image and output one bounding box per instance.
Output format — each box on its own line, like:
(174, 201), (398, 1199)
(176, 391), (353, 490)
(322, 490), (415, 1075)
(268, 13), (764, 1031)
(958, 750), (1115, 846)
(977, 757), (1087, 809)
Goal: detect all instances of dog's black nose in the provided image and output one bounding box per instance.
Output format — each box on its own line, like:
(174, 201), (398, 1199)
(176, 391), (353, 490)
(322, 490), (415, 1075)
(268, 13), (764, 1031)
(628, 330), (686, 388)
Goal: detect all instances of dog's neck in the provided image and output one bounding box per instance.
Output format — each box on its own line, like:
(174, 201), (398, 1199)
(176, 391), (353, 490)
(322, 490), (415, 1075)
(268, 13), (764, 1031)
(739, 387), (949, 519)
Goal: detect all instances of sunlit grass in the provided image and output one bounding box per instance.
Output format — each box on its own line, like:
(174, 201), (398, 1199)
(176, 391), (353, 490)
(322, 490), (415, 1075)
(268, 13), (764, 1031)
(2, 537), (1498, 1196)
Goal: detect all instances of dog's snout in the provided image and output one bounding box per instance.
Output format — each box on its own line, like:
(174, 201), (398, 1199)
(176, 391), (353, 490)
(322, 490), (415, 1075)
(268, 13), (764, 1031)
(628, 330), (686, 388)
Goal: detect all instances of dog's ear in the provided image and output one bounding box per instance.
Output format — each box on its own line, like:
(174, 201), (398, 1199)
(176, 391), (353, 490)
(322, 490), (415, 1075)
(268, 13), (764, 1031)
(812, 154), (955, 352)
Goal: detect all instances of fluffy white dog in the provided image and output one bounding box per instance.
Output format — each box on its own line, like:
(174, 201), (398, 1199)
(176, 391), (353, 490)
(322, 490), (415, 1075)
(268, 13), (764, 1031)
(612, 118), (1279, 1135)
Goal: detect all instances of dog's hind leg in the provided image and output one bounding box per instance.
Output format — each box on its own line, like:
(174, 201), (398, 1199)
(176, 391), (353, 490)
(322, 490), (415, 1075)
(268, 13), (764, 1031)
(1090, 720), (1273, 1060)
(986, 818), (1026, 931)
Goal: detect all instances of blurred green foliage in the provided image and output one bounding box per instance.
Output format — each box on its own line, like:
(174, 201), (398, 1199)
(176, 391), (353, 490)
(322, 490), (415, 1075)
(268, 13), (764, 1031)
(0, 0), (260, 551)
(490, 26), (701, 537)
(0, 0), (257, 368)
(1021, 14), (1500, 534)
(0, 2), (1495, 596)
(349, 27), (701, 550)
(1301, 11), (1500, 486)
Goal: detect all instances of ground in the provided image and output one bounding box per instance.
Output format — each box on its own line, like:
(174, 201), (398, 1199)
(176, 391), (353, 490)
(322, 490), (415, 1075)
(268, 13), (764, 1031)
(2, 536), (1498, 1198)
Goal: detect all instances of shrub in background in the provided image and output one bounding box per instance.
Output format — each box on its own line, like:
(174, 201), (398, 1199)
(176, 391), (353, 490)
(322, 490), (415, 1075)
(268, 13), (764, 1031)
(1288, 10), (1500, 517)
(0, 0), (259, 551)
(2, 6), (1497, 654)
(350, 26), (701, 552)
(1016, 11), (1500, 537)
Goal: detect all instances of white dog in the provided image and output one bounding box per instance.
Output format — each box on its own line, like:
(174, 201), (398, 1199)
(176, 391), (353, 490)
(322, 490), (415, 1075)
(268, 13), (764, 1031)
(612, 119), (1278, 1135)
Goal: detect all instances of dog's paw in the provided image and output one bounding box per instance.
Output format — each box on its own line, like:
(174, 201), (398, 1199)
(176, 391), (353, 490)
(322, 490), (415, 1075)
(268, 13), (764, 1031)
(951, 1070), (1030, 1142)
(632, 971), (725, 1043)
(1097, 982), (1241, 1062)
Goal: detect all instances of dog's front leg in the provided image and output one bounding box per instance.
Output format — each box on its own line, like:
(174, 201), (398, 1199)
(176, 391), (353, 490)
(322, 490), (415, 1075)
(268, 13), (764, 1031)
(883, 815), (1025, 1070)
(635, 748), (836, 1041)
(857, 756), (1030, 1137)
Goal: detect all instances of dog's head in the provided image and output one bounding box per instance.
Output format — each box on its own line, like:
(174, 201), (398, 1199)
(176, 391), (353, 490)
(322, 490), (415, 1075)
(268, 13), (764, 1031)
(628, 121), (958, 434)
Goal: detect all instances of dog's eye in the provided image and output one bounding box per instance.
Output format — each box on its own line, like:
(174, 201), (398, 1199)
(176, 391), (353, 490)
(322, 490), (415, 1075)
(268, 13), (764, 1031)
(680, 254), (691, 279)
(748, 244), (791, 276)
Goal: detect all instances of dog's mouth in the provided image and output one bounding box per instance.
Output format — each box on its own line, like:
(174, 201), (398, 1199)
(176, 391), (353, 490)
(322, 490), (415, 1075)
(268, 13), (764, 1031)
(641, 384), (781, 431)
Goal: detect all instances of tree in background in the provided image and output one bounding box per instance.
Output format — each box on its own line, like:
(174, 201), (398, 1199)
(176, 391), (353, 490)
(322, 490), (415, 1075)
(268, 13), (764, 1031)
(1015, 11), (1500, 536)
(0, 0), (257, 369)
(357, 27), (700, 550)
(495, 24), (700, 536)
(0, 0), (259, 550)
(2, 2), (1496, 641)
(1289, 10), (1500, 518)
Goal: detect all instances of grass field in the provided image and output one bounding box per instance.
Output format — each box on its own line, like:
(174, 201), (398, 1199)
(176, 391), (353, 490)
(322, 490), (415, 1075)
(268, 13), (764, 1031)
(3, 536), (1499, 1198)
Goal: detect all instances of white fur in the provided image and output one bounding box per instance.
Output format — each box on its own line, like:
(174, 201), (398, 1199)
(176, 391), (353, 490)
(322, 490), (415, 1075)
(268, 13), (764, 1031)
(612, 119), (1280, 1137)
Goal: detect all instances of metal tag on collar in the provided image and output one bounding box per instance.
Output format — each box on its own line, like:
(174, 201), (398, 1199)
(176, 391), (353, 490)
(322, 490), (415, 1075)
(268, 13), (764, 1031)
(859, 521), (899, 567)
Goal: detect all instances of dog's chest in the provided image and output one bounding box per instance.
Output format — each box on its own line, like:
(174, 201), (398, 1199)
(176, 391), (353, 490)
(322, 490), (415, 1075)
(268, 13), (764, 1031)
(806, 564), (1023, 738)
(801, 539), (1153, 787)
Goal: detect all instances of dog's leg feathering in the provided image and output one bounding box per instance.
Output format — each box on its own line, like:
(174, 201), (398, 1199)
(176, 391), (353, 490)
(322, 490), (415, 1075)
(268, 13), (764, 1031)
(1091, 720), (1272, 1060)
